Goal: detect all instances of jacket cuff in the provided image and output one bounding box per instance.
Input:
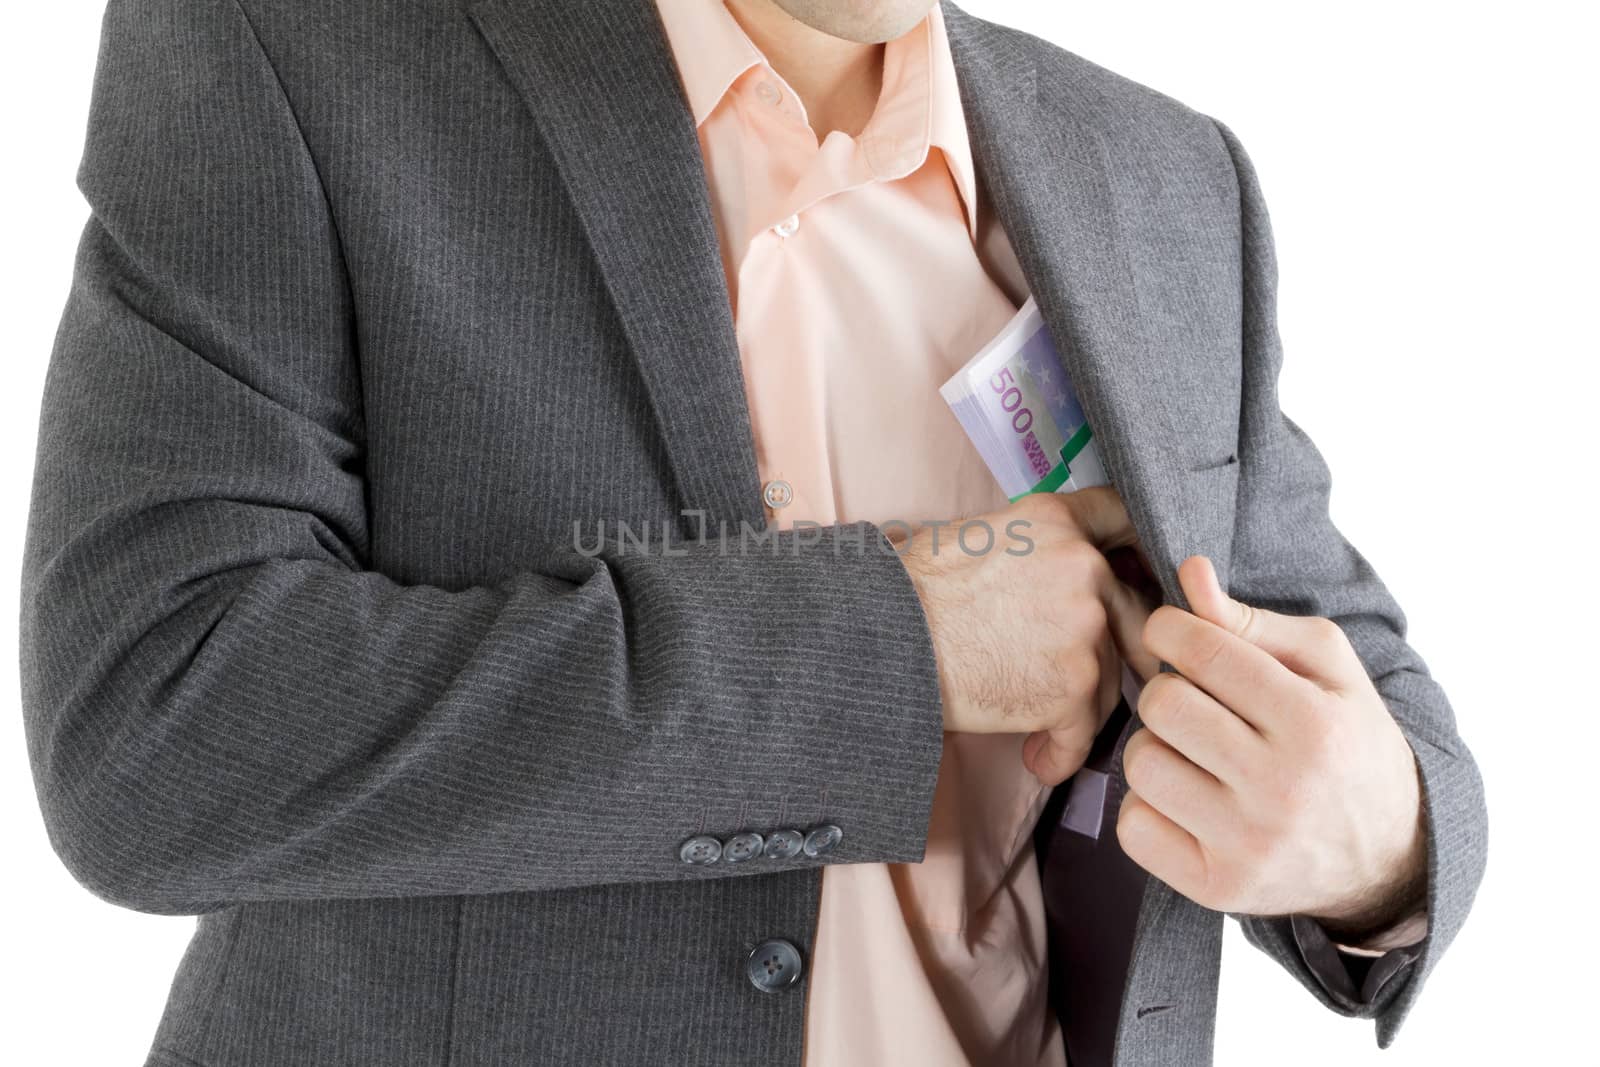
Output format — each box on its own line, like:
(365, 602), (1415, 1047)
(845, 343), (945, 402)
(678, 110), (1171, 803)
(1291, 913), (1424, 1007)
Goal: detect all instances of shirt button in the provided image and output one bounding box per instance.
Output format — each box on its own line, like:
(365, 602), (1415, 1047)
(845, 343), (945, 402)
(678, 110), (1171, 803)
(762, 828), (804, 859)
(762, 479), (794, 509)
(746, 938), (805, 993)
(678, 834), (723, 865)
(723, 831), (765, 864)
(755, 79), (782, 106)
(772, 214), (800, 238)
(802, 824), (843, 857)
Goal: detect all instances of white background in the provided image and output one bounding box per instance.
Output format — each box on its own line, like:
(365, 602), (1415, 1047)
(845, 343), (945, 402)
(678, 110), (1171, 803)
(3, 1), (1594, 1063)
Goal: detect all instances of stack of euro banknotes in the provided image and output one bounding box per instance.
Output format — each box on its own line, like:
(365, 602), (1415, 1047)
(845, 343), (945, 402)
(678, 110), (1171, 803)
(940, 296), (1112, 500)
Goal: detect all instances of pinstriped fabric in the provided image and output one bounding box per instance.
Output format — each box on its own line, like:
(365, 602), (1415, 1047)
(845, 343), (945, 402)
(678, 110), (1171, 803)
(193, 898), (462, 1064)
(17, 0), (1486, 1064)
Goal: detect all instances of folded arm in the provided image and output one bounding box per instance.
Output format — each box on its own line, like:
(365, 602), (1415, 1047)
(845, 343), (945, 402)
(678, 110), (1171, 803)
(20, 0), (945, 916)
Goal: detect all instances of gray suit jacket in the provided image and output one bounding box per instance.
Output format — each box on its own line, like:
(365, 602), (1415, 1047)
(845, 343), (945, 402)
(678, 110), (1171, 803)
(19, 0), (1487, 1064)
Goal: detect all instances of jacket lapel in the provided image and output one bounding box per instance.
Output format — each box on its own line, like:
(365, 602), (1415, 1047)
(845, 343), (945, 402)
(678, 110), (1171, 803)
(942, 2), (1234, 609)
(464, 0), (766, 529)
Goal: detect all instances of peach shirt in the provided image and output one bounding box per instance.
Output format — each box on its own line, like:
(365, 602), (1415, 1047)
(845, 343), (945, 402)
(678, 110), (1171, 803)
(653, 3), (1066, 1064)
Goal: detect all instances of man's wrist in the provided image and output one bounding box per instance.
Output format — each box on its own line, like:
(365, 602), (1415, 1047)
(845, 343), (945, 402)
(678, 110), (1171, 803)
(1306, 795), (1429, 945)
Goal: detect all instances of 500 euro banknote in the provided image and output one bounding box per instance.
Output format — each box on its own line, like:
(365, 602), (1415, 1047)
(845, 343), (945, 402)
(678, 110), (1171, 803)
(939, 295), (1111, 499)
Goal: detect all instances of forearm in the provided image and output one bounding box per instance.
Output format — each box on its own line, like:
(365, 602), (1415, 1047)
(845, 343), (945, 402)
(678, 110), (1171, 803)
(22, 501), (943, 913)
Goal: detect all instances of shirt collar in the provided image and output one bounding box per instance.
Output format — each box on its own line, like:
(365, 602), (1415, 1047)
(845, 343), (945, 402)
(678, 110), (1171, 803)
(924, 4), (981, 242)
(653, 0), (764, 128)
(653, 0), (981, 241)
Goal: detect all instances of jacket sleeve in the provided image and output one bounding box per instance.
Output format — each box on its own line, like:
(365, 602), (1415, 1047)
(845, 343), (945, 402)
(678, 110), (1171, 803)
(18, 0), (945, 916)
(1207, 118), (1488, 1048)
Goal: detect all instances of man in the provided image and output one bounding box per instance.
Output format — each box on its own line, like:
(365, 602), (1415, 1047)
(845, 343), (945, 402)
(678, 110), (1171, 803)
(19, 0), (1484, 1064)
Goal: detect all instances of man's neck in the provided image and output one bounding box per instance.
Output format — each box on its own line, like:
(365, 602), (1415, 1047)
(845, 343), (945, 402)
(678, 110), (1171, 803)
(725, 0), (885, 139)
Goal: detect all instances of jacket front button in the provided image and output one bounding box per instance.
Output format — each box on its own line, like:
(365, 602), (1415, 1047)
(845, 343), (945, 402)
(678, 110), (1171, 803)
(746, 938), (805, 993)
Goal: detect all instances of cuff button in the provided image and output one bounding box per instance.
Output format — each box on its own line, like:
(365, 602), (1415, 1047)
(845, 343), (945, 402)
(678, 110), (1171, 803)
(763, 829), (804, 859)
(802, 824), (843, 857)
(679, 835), (723, 865)
(724, 831), (765, 863)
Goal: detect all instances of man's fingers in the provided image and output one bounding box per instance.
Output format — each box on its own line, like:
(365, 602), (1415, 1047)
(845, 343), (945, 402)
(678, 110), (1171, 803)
(1176, 555), (1351, 689)
(1046, 486), (1158, 680)
(1137, 670), (1265, 785)
(1022, 730), (1047, 772)
(1023, 728), (1084, 786)
(1102, 569), (1161, 682)
(1116, 788), (1207, 897)
(1041, 486), (1139, 552)
(1120, 729), (1232, 841)
(1143, 604), (1312, 737)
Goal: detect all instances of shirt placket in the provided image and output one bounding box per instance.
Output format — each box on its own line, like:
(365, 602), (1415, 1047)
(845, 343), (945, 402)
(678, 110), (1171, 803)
(732, 69), (864, 530)
(728, 53), (934, 532)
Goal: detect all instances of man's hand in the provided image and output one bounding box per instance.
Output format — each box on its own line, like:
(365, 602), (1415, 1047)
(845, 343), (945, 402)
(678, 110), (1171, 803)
(1118, 555), (1428, 939)
(900, 488), (1161, 787)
